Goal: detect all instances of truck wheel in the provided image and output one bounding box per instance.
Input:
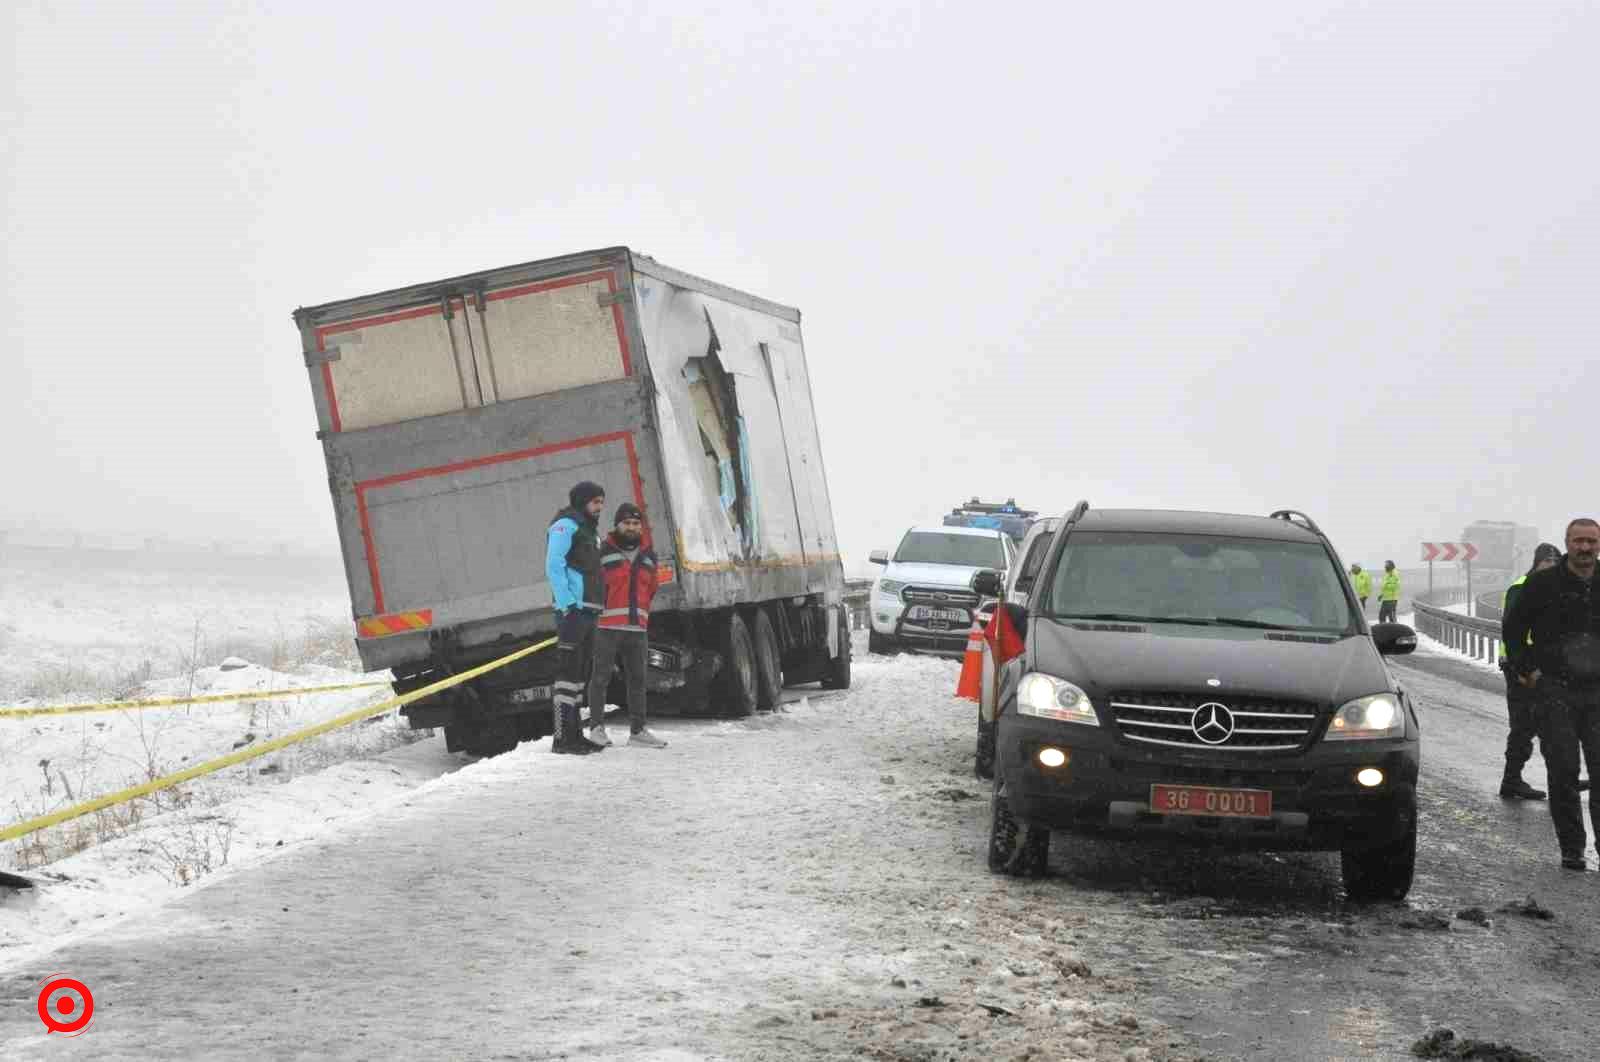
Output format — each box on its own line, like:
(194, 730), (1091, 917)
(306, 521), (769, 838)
(821, 605), (852, 690)
(988, 776), (1049, 877)
(750, 608), (784, 710)
(1340, 818), (1416, 902)
(444, 721), (517, 758)
(717, 613), (759, 717)
(868, 631), (898, 655)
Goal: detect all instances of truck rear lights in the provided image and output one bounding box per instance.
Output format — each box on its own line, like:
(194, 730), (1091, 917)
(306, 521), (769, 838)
(1357, 768), (1384, 788)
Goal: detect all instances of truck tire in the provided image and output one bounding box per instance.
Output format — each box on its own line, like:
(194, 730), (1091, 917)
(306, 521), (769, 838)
(821, 605), (852, 690)
(444, 720), (518, 758)
(717, 613), (759, 717)
(750, 608), (784, 710)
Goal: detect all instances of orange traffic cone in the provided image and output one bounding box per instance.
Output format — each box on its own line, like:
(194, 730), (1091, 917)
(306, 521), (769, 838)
(955, 606), (993, 701)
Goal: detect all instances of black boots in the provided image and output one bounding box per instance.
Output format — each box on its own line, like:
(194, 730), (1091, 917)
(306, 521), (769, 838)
(1499, 777), (1547, 800)
(552, 703), (603, 755)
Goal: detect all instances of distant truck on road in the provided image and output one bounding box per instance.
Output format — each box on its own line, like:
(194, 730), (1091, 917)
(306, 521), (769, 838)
(292, 247), (851, 756)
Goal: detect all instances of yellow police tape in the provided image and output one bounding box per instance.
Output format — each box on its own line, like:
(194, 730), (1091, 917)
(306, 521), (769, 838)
(0, 680), (394, 719)
(0, 637), (555, 844)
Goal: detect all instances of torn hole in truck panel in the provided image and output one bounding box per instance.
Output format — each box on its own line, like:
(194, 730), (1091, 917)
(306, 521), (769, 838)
(684, 310), (756, 556)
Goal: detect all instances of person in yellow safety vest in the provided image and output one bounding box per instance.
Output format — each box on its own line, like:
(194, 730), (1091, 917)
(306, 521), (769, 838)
(1377, 561), (1401, 624)
(1350, 564), (1373, 614)
(1497, 543), (1562, 800)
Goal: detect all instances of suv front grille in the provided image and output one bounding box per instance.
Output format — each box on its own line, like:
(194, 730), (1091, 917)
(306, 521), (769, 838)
(1107, 691), (1321, 753)
(903, 587), (980, 608)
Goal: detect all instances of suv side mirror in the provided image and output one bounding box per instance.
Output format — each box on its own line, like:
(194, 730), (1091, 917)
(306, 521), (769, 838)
(971, 569), (1004, 597)
(869, 550), (889, 566)
(1370, 622), (1417, 656)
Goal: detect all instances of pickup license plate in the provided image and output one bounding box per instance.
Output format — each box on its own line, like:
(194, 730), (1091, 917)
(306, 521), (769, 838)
(1150, 784), (1272, 819)
(907, 606), (969, 623)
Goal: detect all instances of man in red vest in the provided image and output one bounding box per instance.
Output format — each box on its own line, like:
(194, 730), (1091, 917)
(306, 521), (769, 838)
(586, 503), (669, 749)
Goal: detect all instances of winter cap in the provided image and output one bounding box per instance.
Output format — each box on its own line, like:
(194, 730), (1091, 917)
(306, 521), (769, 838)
(614, 502), (644, 525)
(1534, 542), (1562, 564)
(569, 481), (605, 509)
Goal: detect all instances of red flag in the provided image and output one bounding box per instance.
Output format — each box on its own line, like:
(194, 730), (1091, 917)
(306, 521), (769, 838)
(984, 603), (1026, 669)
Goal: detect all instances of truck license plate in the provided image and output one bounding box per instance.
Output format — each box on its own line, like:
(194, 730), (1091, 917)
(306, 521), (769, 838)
(1150, 784), (1272, 819)
(509, 684), (554, 704)
(907, 606), (969, 623)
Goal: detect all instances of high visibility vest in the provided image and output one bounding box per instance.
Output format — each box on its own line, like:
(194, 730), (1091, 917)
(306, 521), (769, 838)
(1353, 571), (1372, 598)
(1498, 574), (1530, 660)
(1380, 571), (1400, 601)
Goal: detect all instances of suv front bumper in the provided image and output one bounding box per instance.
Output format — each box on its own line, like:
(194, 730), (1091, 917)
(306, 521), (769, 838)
(996, 713), (1418, 851)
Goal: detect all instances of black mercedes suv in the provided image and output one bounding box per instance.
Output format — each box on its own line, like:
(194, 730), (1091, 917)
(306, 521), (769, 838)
(975, 504), (1421, 901)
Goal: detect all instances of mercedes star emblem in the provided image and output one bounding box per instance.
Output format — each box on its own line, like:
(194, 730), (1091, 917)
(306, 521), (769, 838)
(1190, 702), (1235, 745)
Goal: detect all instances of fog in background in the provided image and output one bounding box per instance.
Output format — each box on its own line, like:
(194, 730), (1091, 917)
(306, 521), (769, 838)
(5, 1), (1598, 578)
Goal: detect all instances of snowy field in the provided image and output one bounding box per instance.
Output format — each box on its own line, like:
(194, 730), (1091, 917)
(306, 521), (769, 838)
(0, 550), (436, 946)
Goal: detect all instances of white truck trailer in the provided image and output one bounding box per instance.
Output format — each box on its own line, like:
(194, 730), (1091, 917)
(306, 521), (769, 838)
(292, 247), (850, 755)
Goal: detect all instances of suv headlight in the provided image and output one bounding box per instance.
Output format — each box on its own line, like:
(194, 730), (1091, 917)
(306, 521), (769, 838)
(1017, 673), (1098, 726)
(876, 579), (906, 598)
(1324, 693), (1405, 741)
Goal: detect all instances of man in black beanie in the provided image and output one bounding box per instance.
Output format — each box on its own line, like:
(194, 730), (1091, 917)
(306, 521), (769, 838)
(546, 480), (607, 754)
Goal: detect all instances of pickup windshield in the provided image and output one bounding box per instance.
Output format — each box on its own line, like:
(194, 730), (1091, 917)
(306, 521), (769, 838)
(894, 532), (1006, 568)
(1040, 532), (1356, 633)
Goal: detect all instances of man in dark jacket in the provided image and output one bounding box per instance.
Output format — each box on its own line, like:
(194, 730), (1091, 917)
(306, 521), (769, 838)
(546, 481), (608, 755)
(1502, 518), (1600, 870)
(1497, 542), (1562, 800)
(586, 503), (668, 749)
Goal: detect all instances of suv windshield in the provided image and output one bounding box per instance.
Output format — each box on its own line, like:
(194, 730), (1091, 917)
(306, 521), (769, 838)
(895, 532), (1006, 568)
(1040, 531), (1356, 632)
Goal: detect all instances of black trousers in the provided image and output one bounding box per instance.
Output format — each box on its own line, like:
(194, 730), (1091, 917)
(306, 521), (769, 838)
(1378, 599), (1398, 624)
(1503, 674), (1542, 780)
(588, 628), (649, 733)
(553, 610), (597, 744)
(1539, 690), (1600, 860)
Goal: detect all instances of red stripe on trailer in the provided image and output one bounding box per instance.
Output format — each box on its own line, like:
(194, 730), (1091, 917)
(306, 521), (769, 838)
(355, 431), (646, 613)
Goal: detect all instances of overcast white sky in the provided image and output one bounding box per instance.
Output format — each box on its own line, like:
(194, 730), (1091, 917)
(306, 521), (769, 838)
(5, 1), (1598, 577)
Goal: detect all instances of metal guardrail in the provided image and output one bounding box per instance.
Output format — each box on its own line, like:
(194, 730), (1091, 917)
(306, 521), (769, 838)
(1411, 586), (1506, 666)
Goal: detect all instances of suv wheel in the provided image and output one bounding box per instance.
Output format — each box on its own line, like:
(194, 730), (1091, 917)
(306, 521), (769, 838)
(1340, 818), (1416, 902)
(868, 631), (897, 655)
(974, 712), (995, 780)
(987, 777), (1049, 876)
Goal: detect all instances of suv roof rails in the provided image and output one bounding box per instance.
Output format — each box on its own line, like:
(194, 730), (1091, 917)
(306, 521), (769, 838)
(1268, 509), (1323, 536)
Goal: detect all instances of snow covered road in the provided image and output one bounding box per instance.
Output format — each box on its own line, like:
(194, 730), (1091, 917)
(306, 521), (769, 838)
(1, 647), (1181, 1060)
(2, 636), (1596, 1061)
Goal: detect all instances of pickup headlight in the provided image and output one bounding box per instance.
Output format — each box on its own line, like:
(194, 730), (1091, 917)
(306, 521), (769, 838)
(1324, 693), (1405, 741)
(876, 579), (906, 599)
(1017, 673), (1098, 726)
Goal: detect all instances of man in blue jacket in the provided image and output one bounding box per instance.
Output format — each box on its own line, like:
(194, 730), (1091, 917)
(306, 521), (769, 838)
(547, 480), (608, 755)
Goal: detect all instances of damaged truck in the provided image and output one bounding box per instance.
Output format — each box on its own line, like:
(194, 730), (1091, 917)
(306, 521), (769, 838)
(291, 247), (851, 756)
